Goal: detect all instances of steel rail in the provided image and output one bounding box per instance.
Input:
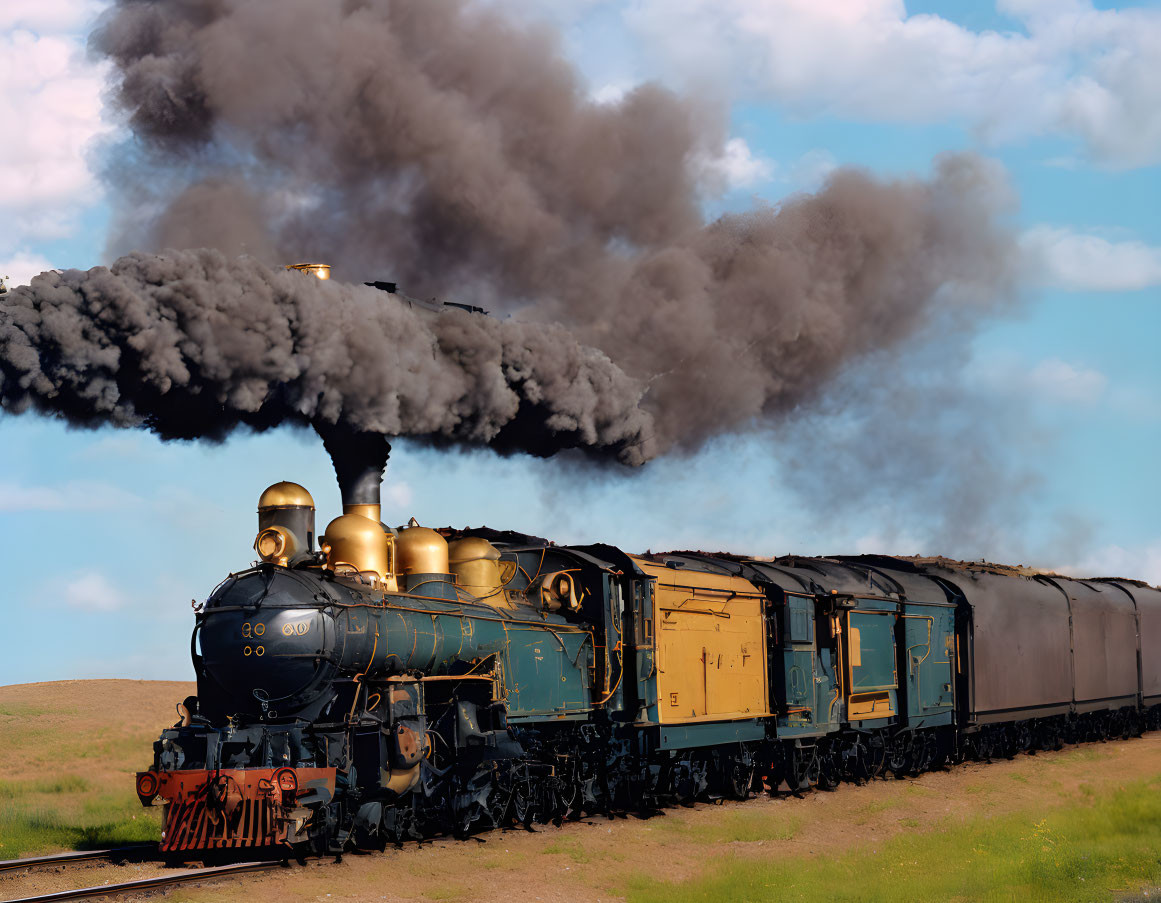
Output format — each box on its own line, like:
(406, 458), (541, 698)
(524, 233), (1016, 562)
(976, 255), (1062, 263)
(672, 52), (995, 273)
(0, 846), (157, 874)
(0, 860), (282, 903)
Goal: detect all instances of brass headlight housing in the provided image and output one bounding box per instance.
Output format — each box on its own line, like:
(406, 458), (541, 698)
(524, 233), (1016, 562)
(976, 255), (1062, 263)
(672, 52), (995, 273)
(256, 481), (315, 561)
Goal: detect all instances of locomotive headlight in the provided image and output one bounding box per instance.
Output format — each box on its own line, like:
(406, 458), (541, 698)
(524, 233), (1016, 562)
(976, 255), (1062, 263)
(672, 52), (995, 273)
(255, 527), (287, 560)
(254, 525), (303, 566)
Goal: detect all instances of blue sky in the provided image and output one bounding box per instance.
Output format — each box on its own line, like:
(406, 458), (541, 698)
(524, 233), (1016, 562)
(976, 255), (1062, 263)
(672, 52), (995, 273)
(2, 0), (1160, 684)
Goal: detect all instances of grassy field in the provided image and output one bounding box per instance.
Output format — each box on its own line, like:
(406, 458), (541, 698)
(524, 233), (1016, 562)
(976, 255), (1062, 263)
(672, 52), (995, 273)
(0, 680), (191, 859)
(625, 776), (1161, 903)
(1, 680), (1159, 903)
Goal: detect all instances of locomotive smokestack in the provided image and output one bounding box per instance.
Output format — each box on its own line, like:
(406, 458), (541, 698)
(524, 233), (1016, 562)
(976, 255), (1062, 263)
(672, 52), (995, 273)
(317, 423), (392, 524)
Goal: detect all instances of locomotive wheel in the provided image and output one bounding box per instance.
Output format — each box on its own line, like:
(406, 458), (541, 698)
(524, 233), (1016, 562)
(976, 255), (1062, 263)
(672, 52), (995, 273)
(1015, 722), (1033, 753)
(549, 767), (582, 824)
(844, 736), (866, 785)
(886, 737), (909, 778)
(865, 732), (887, 778)
(915, 733), (937, 774)
(816, 752), (841, 792)
(673, 753), (708, 805)
(726, 755), (756, 800)
(511, 769), (536, 828)
(483, 772), (512, 830)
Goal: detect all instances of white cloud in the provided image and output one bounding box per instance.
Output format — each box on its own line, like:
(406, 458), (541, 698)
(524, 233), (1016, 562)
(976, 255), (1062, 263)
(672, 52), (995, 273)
(974, 352), (1108, 406)
(64, 572), (126, 611)
(6, 0), (105, 33)
(590, 82), (632, 105)
(1026, 358), (1108, 405)
(697, 137), (776, 192)
(1058, 540), (1161, 586)
(1020, 225), (1161, 292)
(622, 0), (1161, 168)
(0, 480), (142, 511)
(0, 7), (111, 248)
(0, 251), (55, 289)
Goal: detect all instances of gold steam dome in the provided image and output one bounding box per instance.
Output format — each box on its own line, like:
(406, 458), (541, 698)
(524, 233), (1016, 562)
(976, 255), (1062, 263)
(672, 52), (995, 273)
(258, 481), (315, 510)
(320, 514), (396, 591)
(397, 520), (449, 577)
(448, 537), (508, 606)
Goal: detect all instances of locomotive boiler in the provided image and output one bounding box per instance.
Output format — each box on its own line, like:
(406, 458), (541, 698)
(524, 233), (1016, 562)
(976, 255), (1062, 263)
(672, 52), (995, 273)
(136, 451), (1161, 856)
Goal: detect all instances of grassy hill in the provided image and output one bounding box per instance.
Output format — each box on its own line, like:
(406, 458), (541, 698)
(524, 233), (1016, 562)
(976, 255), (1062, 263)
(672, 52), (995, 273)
(0, 679), (193, 858)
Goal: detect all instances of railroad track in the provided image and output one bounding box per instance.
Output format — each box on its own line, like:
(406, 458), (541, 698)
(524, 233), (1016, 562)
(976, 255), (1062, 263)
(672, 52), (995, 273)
(0, 849), (284, 902)
(0, 846), (157, 874)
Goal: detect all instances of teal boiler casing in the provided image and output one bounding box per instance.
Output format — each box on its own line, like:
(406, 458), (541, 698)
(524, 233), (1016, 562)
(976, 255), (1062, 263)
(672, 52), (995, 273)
(197, 568), (594, 722)
(331, 594), (595, 720)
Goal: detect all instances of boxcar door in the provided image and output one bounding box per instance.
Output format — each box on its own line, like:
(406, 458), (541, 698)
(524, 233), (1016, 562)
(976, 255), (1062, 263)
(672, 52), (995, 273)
(901, 601), (956, 728)
(844, 603), (899, 723)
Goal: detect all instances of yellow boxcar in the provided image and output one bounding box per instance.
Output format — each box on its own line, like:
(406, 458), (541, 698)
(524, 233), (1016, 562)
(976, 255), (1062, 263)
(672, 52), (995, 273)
(631, 557), (771, 724)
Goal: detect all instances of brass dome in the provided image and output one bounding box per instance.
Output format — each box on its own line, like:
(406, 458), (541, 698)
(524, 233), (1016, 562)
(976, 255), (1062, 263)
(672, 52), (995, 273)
(397, 523), (449, 576)
(258, 481), (315, 511)
(320, 513), (392, 587)
(448, 537), (506, 604)
(448, 536), (501, 567)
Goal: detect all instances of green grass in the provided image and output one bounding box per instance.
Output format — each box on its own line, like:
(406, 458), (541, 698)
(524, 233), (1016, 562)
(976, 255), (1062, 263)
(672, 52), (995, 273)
(0, 775), (160, 858)
(0, 774), (91, 799)
(0, 803), (159, 858)
(712, 810), (802, 843)
(626, 777), (1161, 903)
(854, 799), (896, 819)
(0, 704), (56, 718)
(543, 839), (596, 863)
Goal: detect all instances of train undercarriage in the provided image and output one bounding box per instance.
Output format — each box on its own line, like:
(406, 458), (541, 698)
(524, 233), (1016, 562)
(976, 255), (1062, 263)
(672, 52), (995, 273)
(141, 701), (1160, 857)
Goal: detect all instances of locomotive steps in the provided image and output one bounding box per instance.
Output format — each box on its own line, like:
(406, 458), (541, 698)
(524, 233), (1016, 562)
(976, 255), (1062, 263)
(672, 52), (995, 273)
(3, 680), (1161, 901)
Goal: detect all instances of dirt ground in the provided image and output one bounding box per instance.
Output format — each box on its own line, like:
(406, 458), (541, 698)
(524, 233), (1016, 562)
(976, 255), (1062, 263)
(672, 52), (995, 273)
(2, 680), (1159, 903)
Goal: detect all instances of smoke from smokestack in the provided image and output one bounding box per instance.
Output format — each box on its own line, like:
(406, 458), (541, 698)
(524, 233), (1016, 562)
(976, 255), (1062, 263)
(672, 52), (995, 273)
(0, 251), (654, 463)
(1, 0), (1017, 502)
(318, 423), (391, 520)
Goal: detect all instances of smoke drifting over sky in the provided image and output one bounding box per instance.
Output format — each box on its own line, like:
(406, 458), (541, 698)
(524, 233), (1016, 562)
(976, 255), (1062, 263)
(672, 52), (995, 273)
(0, 251), (652, 462)
(1, 0), (1016, 477)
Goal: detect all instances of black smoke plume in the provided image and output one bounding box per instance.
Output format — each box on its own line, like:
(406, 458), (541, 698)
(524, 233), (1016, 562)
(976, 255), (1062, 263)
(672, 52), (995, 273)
(0, 251), (653, 463)
(2, 0), (1016, 485)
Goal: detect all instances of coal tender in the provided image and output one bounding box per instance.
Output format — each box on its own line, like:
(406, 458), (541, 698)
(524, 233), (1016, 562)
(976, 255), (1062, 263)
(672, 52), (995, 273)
(136, 463), (1161, 855)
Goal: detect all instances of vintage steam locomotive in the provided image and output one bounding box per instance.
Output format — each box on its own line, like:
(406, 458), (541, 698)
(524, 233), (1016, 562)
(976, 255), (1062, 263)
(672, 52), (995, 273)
(134, 450), (1161, 856)
(131, 262), (1160, 856)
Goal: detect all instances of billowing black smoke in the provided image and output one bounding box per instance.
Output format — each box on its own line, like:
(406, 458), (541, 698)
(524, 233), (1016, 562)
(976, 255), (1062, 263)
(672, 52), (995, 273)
(1, 0), (1016, 491)
(319, 425), (393, 514)
(0, 251), (653, 463)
